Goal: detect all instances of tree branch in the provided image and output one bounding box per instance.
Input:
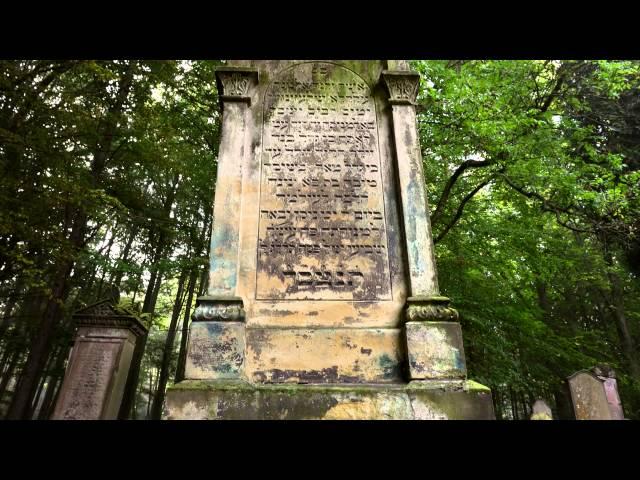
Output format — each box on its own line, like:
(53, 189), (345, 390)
(501, 174), (594, 234)
(431, 158), (493, 226)
(434, 176), (494, 244)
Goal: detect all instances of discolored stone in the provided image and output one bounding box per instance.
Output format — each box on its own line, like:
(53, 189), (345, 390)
(165, 60), (493, 420)
(245, 327), (404, 384)
(51, 300), (146, 420)
(568, 369), (625, 420)
(185, 321), (245, 380)
(164, 379), (494, 420)
(405, 321), (466, 380)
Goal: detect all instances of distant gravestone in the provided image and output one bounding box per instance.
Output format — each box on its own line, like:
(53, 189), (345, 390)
(530, 399), (553, 420)
(51, 300), (146, 420)
(567, 366), (625, 420)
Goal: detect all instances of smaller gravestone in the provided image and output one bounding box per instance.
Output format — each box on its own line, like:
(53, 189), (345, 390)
(530, 399), (553, 420)
(51, 299), (146, 420)
(567, 366), (625, 420)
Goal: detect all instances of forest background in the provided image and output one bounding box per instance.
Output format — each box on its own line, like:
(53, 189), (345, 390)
(0, 59), (638, 420)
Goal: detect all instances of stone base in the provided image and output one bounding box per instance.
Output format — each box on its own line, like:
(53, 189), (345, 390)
(164, 380), (495, 420)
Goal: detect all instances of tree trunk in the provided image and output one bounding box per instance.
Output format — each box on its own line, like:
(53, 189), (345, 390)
(0, 276), (25, 341)
(146, 366), (154, 419)
(150, 269), (188, 419)
(118, 173), (180, 419)
(607, 270), (639, 378)
(5, 63), (135, 420)
(95, 229), (116, 301)
(0, 349), (21, 408)
(112, 224), (139, 289)
(175, 269), (198, 383)
(36, 344), (69, 420)
(5, 254), (76, 419)
(28, 344), (60, 419)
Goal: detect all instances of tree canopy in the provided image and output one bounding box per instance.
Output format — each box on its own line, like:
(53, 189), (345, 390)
(0, 59), (638, 419)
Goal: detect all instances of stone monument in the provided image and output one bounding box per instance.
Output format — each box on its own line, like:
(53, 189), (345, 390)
(51, 300), (147, 420)
(530, 399), (553, 420)
(567, 366), (625, 420)
(165, 60), (494, 419)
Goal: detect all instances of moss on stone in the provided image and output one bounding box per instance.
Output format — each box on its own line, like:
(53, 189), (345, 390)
(464, 379), (492, 393)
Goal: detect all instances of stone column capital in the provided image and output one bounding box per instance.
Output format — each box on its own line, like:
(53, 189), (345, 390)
(405, 295), (459, 322)
(215, 67), (259, 106)
(192, 296), (245, 322)
(380, 70), (421, 105)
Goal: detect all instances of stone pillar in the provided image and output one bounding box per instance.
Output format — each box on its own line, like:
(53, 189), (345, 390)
(183, 67), (258, 382)
(51, 301), (147, 420)
(381, 65), (467, 383)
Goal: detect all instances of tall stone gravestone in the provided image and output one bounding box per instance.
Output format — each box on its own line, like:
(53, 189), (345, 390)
(567, 366), (625, 420)
(51, 300), (147, 420)
(165, 60), (494, 419)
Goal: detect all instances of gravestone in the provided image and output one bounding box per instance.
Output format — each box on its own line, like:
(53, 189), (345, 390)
(51, 300), (147, 420)
(530, 399), (553, 420)
(165, 60), (494, 419)
(567, 366), (625, 420)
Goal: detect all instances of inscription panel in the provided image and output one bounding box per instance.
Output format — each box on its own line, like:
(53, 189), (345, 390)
(57, 340), (121, 419)
(257, 62), (391, 300)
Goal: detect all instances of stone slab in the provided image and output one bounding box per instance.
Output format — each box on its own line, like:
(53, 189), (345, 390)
(51, 327), (137, 420)
(231, 61), (409, 330)
(185, 321), (245, 380)
(405, 321), (466, 380)
(568, 371), (625, 420)
(245, 327), (404, 384)
(164, 379), (494, 420)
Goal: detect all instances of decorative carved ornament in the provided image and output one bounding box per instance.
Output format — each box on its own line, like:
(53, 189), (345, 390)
(215, 67), (259, 106)
(192, 296), (245, 322)
(72, 299), (147, 337)
(405, 295), (459, 322)
(381, 70), (421, 105)
(74, 316), (148, 337)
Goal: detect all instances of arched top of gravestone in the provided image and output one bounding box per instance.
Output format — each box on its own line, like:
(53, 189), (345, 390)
(224, 60), (387, 92)
(567, 369), (605, 383)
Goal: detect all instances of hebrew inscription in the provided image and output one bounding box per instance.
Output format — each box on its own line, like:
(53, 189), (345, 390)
(257, 62), (391, 300)
(58, 341), (120, 419)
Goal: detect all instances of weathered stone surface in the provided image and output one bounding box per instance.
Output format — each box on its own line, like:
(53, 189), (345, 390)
(381, 70), (439, 297)
(51, 327), (137, 420)
(405, 321), (466, 380)
(185, 321), (245, 380)
(164, 379), (494, 420)
(165, 61), (493, 419)
(192, 296), (245, 322)
(245, 327), (404, 384)
(51, 300), (146, 420)
(406, 295), (459, 322)
(234, 61), (408, 332)
(568, 369), (625, 420)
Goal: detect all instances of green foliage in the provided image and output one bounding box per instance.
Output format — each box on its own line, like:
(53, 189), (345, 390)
(1, 60), (638, 420)
(413, 60), (640, 419)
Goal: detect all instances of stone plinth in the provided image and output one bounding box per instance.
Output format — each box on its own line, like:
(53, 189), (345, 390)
(165, 380), (494, 420)
(166, 60), (493, 420)
(51, 300), (146, 420)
